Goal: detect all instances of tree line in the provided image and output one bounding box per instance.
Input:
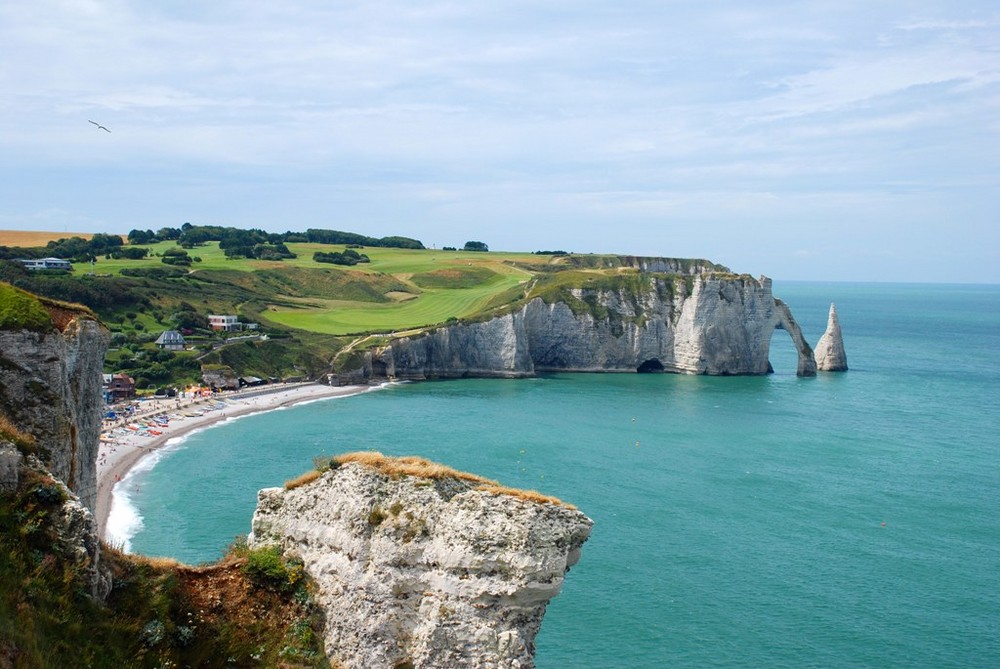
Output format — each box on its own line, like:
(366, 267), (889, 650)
(126, 224), (425, 255)
(0, 225), (426, 265)
(0, 233), (125, 263)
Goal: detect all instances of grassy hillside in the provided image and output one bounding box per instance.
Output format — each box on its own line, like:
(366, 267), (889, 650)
(1, 235), (722, 385)
(82, 243), (542, 336)
(0, 465), (326, 668)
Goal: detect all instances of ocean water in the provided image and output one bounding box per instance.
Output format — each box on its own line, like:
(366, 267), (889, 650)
(118, 282), (1000, 668)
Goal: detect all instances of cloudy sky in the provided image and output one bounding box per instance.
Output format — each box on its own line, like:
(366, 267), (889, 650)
(1, 1), (997, 282)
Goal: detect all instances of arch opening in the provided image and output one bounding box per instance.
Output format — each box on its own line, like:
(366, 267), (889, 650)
(772, 299), (818, 377)
(766, 327), (798, 375)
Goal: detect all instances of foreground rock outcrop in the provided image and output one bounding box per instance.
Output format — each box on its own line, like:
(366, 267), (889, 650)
(250, 452), (593, 669)
(814, 303), (848, 372)
(370, 271), (817, 379)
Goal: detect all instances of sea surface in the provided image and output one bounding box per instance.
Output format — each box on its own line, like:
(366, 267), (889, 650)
(117, 282), (1000, 668)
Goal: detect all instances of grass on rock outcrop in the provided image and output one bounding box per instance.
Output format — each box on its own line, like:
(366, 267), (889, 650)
(290, 451), (576, 509)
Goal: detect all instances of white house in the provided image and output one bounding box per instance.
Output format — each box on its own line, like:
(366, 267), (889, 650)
(18, 257), (72, 271)
(208, 314), (240, 331)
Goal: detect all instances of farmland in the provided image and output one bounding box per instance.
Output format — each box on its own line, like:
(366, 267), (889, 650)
(0, 230), (97, 247)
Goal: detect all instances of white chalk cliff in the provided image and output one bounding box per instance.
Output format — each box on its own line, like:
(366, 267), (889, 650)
(814, 303), (848, 372)
(249, 454), (593, 669)
(370, 272), (818, 379)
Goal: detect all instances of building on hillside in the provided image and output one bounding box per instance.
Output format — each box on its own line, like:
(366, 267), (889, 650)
(208, 314), (241, 331)
(18, 257), (72, 271)
(155, 330), (186, 351)
(202, 367), (239, 391)
(105, 373), (136, 403)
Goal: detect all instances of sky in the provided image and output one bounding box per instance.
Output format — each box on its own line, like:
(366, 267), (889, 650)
(1, 1), (998, 282)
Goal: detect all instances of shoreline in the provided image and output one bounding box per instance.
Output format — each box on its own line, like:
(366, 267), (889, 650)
(96, 382), (375, 540)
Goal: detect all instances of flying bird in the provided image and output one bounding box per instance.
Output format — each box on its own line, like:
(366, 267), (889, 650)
(88, 120), (111, 133)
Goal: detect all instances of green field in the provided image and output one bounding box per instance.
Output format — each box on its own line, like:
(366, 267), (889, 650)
(83, 243), (547, 335)
(264, 247), (534, 334)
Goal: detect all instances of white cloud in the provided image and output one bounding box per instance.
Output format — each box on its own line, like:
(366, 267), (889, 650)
(0, 1), (998, 281)
(752, 48), (1000, 121)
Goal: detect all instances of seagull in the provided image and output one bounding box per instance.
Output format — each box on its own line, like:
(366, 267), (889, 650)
(88, 120), (111, 133)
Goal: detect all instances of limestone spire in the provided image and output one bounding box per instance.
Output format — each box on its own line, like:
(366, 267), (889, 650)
(814, 303), (848, 371)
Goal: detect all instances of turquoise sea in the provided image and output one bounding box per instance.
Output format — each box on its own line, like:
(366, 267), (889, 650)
(119, 282), (1000, 668)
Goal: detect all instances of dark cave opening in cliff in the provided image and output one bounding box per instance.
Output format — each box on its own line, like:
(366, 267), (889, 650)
(636, 359), (665, 373)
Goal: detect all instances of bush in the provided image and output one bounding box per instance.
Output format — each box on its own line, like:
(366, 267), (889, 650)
(33, 483), (66, 505)
(243, 545), (303, 592)
(161, 250), (192, 266)
(313, 249), (370, 266)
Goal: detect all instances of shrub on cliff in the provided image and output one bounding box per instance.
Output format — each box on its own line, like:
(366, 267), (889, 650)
(0, 472), (326, 667)
(242, 545), (305, 593)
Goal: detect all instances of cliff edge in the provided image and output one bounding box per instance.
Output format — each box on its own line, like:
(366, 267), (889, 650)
(250, 452), (593, 669)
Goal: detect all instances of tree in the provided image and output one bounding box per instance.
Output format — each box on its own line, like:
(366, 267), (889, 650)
(463, 241), (489, 252)
(171, 309), (207, 330)
(89, 233), (123, 253)
(156, 227), (182, 241)
(111, 247), (149, 260)
(128, 229), (155, 245)
(178, 228), (212, 247)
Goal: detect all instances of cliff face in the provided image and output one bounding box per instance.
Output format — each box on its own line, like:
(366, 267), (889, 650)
(378, 312), (534, 379)
(250, 455), (593, 669)
(0, 316), (109, 511)
(0, 290), (111, 600)
(376, 273), (817, 379)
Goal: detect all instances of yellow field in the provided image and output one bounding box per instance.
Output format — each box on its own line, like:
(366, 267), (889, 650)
(0, 230), (98, 247)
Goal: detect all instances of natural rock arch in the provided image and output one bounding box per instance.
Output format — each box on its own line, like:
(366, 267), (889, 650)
(772, 299), (817, 376)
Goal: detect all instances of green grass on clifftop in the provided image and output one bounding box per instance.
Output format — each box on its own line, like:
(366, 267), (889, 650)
(0, 282), (54, 332)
